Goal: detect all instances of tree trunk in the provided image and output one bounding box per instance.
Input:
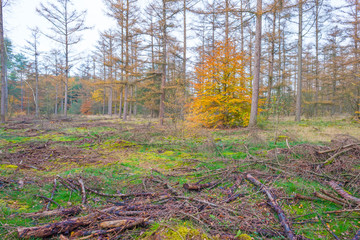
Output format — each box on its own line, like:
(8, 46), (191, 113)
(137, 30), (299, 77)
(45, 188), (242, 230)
(159, 0), (167, 126)
(295, 0), (303, 122)
(267, 7), (276, 108)
(249, 0), (262, 127)
(0, 0), (6, 123)
(108, 87), (113, 116)
(314, 0), (319, 116)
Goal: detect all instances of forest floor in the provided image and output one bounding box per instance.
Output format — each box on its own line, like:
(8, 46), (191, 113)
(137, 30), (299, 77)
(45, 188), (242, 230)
(0, 115), (360, 240)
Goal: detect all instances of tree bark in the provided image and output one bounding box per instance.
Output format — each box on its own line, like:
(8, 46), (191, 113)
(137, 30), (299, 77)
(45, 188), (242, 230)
(295, 0), (303, 122)
(159, 0), (167, 126)
(249, 0), (262, 127)
(0, 0), (6, 123)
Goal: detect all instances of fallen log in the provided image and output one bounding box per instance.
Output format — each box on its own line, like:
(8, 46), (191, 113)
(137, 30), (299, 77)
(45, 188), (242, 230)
(246, 173), (296, 240)
(17, 205), (128, 238)
(17, 213), (98, 239)
(328, 181), (360, 205)
(72, 217), (148, 239)
(21, 206), (81, 219)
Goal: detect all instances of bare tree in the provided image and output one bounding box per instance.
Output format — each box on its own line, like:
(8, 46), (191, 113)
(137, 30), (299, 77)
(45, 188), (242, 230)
(26, 28), (41, 117)
(37, 0), (89, 118)
(295, 0), (303, 122)
(0, 0), (6, 122)
(249, 0), (262, 127)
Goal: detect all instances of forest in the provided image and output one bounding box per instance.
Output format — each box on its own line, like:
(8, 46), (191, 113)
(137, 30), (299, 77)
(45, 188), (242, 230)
(0, 0), (360, 239)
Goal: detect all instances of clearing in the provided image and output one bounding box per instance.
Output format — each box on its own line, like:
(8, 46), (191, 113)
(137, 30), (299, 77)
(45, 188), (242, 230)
(0, 116), (359, 240)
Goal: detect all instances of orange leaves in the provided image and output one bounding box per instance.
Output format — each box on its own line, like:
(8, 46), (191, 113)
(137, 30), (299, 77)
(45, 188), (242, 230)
(188, 40), (252, 128)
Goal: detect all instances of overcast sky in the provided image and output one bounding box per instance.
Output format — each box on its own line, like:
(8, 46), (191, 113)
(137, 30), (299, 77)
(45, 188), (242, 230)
(4, 0), (116, 57)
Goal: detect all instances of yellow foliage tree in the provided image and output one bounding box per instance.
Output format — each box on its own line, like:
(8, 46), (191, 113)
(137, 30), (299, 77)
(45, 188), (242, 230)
(188, 41), (252, 128)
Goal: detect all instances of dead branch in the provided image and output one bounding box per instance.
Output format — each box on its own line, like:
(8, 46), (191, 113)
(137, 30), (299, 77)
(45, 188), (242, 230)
(321, 148), (352, 166)
(246, 174), (296, 240)
(35, 194), (61, 208)
(328, 181), (360, 205)
(319, 190), (349, 205)
(46, 178), (57, 210)
(21, 206), (81, 219)
(78, 178), (87, 205)
(314, 192), (345, 206)
(325, 209), (360, 214)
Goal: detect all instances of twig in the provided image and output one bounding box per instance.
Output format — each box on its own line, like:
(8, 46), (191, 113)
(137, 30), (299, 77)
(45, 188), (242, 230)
(35, 195), (61, 208)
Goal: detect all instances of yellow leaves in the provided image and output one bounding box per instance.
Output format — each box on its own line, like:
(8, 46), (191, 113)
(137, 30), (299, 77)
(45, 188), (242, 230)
(92, 89), (104, 103)
(188, 40), (252, 128)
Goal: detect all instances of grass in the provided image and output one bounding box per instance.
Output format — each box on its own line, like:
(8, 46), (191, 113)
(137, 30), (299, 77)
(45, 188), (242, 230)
(0, 116), (359, 239)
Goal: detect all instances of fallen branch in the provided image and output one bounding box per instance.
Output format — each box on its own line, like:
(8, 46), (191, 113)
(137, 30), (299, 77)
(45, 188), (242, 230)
(317, 142), (360, 154)
(328, 181), (360, 205)
(319, 190), (349, 205)
(21, 206), (81, 219)
(325, 209), (360, 214)
(78, 178), (87, 205)
(314, 192), (345, 206)
(246, 174), (296, 240)
(46, 179), (57, 210)
(35, 195), (61, 209)
(321, 148), (352, 166)
(318, 215), (340, 240)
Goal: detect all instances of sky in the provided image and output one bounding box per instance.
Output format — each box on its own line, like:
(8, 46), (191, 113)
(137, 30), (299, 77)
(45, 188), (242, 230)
(4, 0), (116, 57)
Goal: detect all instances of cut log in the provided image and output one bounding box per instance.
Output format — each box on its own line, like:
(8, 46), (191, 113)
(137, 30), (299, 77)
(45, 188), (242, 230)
(246, 174), (296, 240)
(17, 205), (127, 238)
(22, 206), (81, 219)
(72, 217), (148, 239)
(100, 218), (141, 228)
(17, 213), (97, 239)
(328, 181), (360, 205)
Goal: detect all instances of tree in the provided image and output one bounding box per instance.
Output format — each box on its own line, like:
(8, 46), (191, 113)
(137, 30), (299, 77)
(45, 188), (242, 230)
(295, 0), (303, 122)
(188, 40), (252, 128)
(0, 0), (6, 122)
(26, 27), (41, 117)
(249, 0), (262, 127)
(37, 0), (89, 118)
